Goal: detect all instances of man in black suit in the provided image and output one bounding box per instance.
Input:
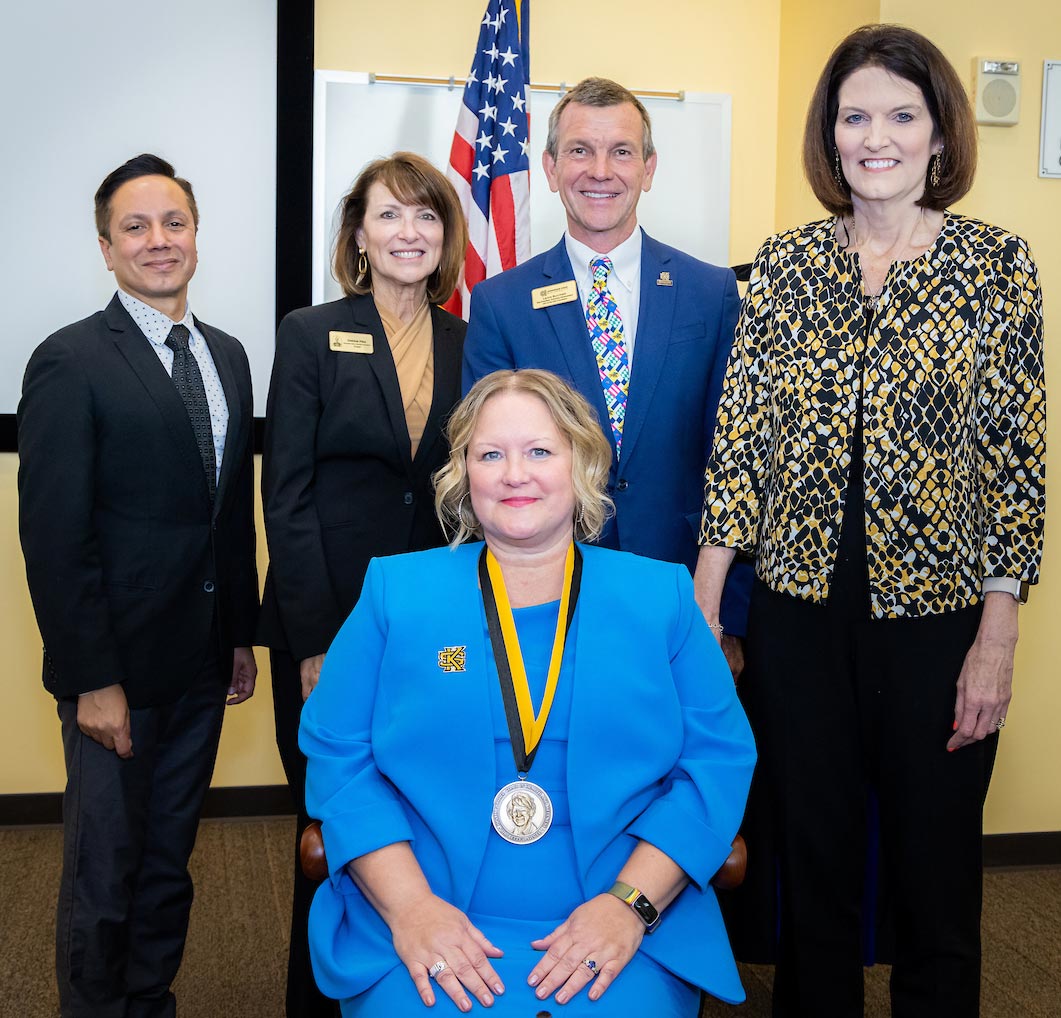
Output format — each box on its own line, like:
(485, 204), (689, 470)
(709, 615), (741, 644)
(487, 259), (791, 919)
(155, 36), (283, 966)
(17, 153), (259, 1018)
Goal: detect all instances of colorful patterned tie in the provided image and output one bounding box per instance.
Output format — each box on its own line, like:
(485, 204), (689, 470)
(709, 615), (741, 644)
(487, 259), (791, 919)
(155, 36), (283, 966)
(584, 257), (630, 455)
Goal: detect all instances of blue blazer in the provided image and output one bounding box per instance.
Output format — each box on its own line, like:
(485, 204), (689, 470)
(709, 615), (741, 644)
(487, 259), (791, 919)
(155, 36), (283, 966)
(463, 232), (752, 635)
(300, 543), (756, 1004)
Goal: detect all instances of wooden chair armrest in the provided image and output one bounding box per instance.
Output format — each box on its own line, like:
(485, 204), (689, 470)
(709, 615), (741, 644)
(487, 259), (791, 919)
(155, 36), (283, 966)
(300, 820), (329, 882)
(710, 833), (747, 890)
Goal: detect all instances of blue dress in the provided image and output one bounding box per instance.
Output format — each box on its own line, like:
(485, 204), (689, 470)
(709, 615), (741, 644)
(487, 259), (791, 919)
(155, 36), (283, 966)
(343, 601), (698, 1017)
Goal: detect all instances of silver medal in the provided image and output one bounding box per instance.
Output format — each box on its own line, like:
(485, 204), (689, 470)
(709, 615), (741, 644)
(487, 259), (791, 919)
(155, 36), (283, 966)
(491, 779), (553, 844)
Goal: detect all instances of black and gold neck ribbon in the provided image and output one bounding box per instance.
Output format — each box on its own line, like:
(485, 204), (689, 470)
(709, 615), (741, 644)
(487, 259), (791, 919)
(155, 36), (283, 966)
(479, 543), (583, 776)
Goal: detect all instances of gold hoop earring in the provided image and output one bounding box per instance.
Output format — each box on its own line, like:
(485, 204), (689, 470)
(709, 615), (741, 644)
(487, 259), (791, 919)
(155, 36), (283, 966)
(357, 248), (368, 281)
(833, 148), (844, 187)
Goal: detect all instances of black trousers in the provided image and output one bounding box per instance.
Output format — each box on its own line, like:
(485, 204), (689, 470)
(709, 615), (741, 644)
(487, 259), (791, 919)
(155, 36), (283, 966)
(744, 581), (996, 1018)
(271, 649), (341, 1018)
(56, 654), (226, 1018)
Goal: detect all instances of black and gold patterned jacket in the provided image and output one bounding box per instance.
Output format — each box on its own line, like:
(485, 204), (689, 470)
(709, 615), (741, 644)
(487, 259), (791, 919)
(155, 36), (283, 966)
(701, 214), (1046, 619)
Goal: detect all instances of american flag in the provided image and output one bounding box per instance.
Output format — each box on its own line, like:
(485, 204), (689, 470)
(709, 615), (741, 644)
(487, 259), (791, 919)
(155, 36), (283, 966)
(445, 0), (531, 318)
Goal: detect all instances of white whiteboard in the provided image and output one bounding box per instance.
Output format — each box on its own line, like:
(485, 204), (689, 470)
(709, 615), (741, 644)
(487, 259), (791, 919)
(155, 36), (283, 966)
(313, 71), (732, 304)
(0, 0), (277, 415)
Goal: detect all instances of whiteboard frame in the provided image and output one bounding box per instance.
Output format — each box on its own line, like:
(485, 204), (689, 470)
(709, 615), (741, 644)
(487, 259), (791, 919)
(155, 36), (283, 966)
(312, 70), (732, 304)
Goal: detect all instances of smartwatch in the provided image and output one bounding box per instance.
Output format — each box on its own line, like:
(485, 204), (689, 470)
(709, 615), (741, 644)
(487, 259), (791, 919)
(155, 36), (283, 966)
(607, 881), (662, 933)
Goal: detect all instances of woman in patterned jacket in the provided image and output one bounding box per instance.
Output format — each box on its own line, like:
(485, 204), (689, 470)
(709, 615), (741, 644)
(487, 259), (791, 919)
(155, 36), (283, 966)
(694, 23), (1045, 1018)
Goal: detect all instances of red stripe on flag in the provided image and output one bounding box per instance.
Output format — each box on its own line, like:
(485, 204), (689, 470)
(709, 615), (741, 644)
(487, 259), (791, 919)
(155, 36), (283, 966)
(465, 245), (487, 291)
(489, 177), (517, 271)
(449, 134), (475, 182)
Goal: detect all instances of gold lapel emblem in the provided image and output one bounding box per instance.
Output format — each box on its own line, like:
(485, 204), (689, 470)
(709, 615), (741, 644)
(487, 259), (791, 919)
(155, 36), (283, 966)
(438, 646), (467, 673)
(656, 271), (674, 287)
(531, 280), (579, 309)
(329, 331), (374, 354)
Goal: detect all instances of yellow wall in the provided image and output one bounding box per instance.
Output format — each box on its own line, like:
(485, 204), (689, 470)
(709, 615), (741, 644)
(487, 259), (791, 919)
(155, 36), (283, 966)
(316, 0), (783, 265)
(772, 0), (1061, 833)
(4, 0), (1058, 836)
(0, 457), (286, 794)
(874, 0), (1061, 833)
(775, 0), (882, 230)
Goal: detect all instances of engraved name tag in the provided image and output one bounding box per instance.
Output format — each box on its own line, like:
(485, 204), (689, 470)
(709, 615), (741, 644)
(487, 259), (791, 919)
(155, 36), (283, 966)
(329, 331), (374, 353)
(531, 281), (579, 309)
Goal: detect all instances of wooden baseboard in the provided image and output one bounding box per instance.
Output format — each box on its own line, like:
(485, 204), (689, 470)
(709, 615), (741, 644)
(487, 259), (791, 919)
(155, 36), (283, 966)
(983, 830), (1061, 867)
(2, 788), (1057, 867)
(0, 785), (294, 826)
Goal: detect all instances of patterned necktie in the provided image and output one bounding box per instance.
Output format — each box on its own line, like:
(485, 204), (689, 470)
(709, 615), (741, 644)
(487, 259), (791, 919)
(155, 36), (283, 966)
(584, 257), (631, 455)
(166, 324), (217, 500)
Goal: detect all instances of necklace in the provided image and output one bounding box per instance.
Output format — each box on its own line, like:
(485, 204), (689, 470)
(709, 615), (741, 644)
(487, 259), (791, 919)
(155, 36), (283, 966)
(479, 543), (582, 845)
(839, 208), (930, 311)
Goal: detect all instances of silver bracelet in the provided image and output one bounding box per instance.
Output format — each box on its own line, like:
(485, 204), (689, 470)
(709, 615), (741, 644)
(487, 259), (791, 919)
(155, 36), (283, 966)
(707, 622), (724, 636)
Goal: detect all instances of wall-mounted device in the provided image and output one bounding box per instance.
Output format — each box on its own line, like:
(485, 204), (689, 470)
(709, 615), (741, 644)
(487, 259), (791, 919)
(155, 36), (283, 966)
(974, 58), (1021, 126)
(1041, 60), (1061, 178)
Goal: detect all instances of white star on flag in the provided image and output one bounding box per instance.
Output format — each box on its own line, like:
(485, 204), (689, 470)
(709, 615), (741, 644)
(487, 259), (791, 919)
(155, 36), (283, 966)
(446, 0), (531, 318)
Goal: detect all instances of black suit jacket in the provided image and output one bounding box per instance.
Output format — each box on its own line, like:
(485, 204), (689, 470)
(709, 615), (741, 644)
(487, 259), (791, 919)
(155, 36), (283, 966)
(257, 293), (465, 660)
(17, 295), (259, 708)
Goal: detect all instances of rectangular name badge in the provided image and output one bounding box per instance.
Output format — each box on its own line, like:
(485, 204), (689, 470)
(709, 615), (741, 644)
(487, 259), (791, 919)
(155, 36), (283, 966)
(531, 281), (579, 310)
(329, 331), (374, 354)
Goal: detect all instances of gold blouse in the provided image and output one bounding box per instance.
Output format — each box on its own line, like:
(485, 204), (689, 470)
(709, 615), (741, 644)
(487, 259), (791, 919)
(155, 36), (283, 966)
(377, 300), (435, 458)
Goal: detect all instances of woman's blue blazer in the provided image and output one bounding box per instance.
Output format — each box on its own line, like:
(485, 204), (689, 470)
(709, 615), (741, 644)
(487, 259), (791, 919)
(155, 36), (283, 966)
(300, 542), (756, 1003)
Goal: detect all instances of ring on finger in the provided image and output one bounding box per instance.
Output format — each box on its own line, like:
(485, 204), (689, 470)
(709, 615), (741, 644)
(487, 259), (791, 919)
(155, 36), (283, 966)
(428, 960), (448, 979)
(582, 957), (599, 976)
(996, 717), (1006, 729)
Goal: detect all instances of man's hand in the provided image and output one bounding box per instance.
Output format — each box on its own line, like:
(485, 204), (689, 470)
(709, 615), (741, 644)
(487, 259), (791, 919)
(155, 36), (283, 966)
(227, 647), (257, 705)
(77, 683), (132, 758)
(300, 654), (325, 702)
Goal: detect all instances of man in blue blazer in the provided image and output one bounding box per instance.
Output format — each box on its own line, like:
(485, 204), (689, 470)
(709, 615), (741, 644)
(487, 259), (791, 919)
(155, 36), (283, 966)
(463, 77), (751, 657)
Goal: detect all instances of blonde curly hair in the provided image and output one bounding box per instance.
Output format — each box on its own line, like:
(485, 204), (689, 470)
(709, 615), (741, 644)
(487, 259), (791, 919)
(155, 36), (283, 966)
(434, 370), (614, 547)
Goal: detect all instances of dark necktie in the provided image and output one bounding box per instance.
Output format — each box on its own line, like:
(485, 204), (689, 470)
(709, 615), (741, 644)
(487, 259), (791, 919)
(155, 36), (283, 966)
(166, 324), (217, 500)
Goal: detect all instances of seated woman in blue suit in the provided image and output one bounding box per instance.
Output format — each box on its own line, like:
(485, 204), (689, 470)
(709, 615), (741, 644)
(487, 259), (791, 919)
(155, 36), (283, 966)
(300, 369), (756, 1015)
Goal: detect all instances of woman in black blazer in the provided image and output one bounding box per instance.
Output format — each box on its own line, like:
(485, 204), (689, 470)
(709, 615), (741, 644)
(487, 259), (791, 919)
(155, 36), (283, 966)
(258, 152), (469, 1018)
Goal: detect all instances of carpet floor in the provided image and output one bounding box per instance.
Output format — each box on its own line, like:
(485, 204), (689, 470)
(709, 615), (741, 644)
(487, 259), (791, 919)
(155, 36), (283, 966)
(2, 818), (1058, 1017)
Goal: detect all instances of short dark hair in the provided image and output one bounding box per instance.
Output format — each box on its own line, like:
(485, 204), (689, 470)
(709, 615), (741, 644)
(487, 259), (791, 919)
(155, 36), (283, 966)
(332, 151), (467, 303)
(94, 154), (198, 242)
(803, 24), (977, 215)
(546, 77), (655, 161)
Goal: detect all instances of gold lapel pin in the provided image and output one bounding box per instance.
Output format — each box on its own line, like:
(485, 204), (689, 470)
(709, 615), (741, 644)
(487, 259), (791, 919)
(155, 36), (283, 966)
(437, 646), (467, 673)
(656, 271), (673, 287)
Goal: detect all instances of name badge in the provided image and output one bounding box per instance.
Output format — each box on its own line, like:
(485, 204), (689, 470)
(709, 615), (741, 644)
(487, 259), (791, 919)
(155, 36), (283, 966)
(329, 331), (374, 354)
(531, 281), (579, 309)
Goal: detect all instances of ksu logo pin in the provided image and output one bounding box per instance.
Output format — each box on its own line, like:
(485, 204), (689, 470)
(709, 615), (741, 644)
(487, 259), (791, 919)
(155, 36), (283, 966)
(437, 646), (467, 673)
(656, 271), (674, 287)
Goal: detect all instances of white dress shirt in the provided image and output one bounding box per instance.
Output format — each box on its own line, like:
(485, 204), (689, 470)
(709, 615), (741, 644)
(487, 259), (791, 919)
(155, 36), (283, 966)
(117, 289), (229, 482)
